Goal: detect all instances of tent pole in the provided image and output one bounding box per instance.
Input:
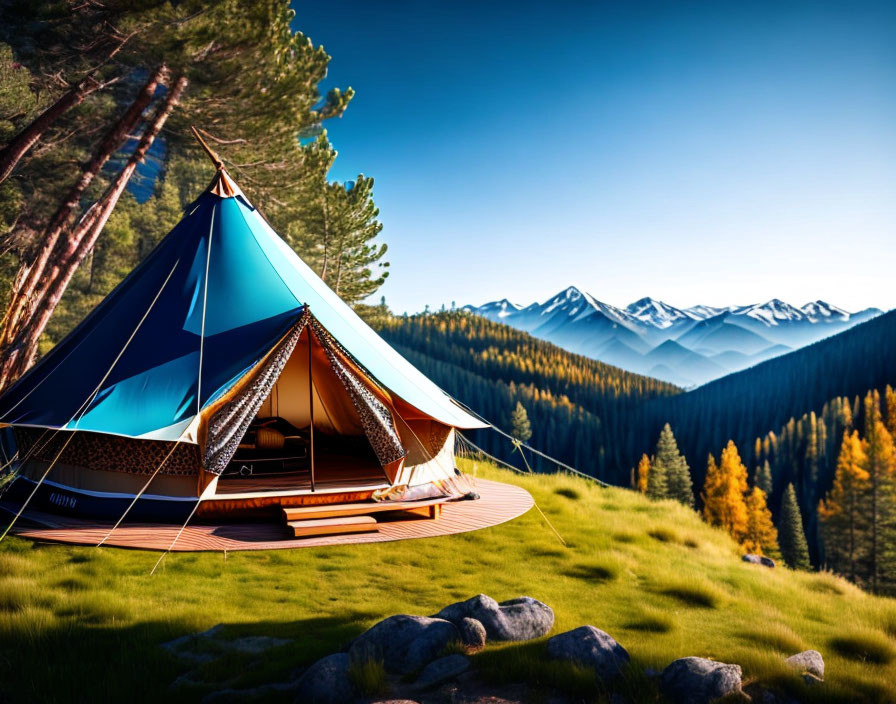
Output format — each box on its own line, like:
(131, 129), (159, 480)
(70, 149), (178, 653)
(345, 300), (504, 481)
(308, 324), (315, 493)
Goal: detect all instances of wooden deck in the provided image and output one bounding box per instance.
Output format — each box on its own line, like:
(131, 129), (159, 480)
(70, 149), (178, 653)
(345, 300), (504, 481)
(6, 477), (533, 552)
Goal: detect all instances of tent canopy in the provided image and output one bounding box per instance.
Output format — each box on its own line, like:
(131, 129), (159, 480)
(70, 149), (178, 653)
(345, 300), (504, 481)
(0, 169), (486, 442)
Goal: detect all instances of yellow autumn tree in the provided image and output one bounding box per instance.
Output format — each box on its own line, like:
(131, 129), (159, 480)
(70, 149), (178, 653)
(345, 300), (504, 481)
(818, 430), (869, 582)
(636, 454), (650, 493)
(743, 486), (780, 556)
(702, 441), (749, 544)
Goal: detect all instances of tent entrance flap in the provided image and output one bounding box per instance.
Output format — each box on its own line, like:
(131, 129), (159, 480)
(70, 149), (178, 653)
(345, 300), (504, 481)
(212, 317), (406, 495)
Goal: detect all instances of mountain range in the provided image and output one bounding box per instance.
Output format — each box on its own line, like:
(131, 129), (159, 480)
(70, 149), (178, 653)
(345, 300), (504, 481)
(465, 287), (882, 387)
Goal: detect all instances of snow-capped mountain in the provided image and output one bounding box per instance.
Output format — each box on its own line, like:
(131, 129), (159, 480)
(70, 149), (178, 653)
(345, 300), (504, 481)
(464, 287), (883, 388)
(625, 297), (692, 329)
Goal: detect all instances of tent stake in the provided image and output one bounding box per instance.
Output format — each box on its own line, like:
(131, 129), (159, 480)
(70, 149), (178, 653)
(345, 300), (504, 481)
(308, 323), (315, 493)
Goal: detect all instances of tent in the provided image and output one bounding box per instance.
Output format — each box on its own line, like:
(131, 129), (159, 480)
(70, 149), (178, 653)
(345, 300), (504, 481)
(0, 164), (486, 523)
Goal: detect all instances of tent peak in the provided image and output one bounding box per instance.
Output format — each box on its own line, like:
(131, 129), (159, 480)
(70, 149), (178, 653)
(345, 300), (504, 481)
(207, 168), (245, 200)
(190, 126), (246, 201)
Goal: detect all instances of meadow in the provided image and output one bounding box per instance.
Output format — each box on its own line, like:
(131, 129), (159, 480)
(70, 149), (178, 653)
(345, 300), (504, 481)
(1, 462), (895, 703)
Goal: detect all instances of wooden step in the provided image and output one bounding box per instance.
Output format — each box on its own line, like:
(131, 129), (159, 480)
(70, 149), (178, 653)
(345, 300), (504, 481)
(282, 499), (443, 523)
(287, 515), (379, 538)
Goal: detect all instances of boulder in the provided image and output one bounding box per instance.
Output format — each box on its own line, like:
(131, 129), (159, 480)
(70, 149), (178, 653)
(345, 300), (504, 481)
(349, 615), (460, 674)
(413, 654), (470, 690)
(785, 650), (824, 680)
(661, 656), (743, 704)
(458, 617), (487, 651)
(293, 653), (355, 704)
(742, 554), (776, 568)
(434, 594), (554, 641)
(546, 626), (630, 680)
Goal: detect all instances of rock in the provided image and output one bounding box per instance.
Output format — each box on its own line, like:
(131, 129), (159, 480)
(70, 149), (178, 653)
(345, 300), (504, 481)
(785, 649), (824, 679)
(802, 673), (824, 686)
(661, 656), (743, 704)
(458, 617), (487, 651)
(293, 653), (355, 704)
(349, 615), (460, 674)
(546, 626), (630, 680)
(414, 654), (470, 690)
(742, 554), (776, 568)
(434, 594), (554, 641)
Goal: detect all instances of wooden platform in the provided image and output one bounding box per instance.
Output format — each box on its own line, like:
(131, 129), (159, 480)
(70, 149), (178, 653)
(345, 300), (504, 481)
(6, 477), (533, 552)
(281, 497), (445, 522)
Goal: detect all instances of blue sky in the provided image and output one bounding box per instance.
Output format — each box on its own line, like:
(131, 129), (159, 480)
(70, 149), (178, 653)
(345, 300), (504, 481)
(292, 1), (896, 314)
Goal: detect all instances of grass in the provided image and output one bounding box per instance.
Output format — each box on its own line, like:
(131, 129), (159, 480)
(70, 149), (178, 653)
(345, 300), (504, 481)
(348, 655), (388, 696)
(829, 630), (896, 665)
(1, 462), (895, 703)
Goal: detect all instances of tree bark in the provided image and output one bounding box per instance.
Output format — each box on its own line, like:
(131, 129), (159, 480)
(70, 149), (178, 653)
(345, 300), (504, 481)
(0, 75), (188, 387)
(0, 78), (99, 185)
(0, 66), (166, 379)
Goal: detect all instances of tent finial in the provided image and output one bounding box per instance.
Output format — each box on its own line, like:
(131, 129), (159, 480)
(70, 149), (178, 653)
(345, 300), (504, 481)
(191, 126), (225, 170)
(191, 126), (244, 199)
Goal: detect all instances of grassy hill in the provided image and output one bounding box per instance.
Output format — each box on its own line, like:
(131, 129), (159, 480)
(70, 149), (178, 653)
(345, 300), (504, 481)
(1, 464), (895, 703)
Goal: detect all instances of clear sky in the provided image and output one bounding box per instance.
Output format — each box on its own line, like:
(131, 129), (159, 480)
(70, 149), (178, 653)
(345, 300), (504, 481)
(292, 1), (896, 314)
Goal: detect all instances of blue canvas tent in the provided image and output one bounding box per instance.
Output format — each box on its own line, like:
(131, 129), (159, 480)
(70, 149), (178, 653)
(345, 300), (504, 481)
(0, 167), (485, 522)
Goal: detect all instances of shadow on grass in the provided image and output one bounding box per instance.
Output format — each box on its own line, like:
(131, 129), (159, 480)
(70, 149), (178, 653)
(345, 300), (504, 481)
(563, 563), (619, 583)
(829, 631), (895, 665)
(0, 615), (370, 704)
(473, 639), (662, 702)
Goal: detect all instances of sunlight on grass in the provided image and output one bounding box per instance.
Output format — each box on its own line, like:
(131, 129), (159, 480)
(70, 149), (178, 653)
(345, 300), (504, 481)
(348, 656), (388, 697)
(0, 462), (893, 702)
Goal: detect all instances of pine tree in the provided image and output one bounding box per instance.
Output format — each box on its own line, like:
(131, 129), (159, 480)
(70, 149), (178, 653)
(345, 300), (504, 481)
(646, 451), (668, 500)
(636, 454), (650, 493)
(754, 460), (773, 496)
(510, 401), (532, 443)
(885, 385), (896, 438)
(862, 390), (896, 591)
(819, 430), (869, 582)
(654, 423), (693, 507)
(744, 486), (780, 557)
(778, 483), (810, 569)
(702, 442), (749, 544)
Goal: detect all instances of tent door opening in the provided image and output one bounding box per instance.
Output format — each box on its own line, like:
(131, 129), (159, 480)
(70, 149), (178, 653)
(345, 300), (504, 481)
(213, 325), (393, 496)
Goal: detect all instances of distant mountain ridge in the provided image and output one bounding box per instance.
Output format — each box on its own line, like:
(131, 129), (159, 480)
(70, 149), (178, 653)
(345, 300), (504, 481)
(465, 287), (882, 387)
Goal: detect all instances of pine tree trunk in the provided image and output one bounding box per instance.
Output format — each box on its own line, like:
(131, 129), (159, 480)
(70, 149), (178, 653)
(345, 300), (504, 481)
(0, 67), (166, 346)
(871, 476), (878, 592)
(0, 77), (101, 185)
(0, 67), (166, 391)
(0, 72), (185, 391)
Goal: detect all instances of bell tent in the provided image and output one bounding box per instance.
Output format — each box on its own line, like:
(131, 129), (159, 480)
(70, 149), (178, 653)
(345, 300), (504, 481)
(0, 164), (486, 523)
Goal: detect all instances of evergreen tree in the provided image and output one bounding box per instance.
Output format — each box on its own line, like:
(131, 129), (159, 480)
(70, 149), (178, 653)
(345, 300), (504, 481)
(885, 385), (896, 437)
(862, 390), (896, 592)
(778, 483), (810, 569)
(510, 401), (532, 443)
(654, 423), (693, 507)
(819, 430), (870, 583)
(0, 1), (370, 387)
(744, 486), (780, 557)
(636, 454), (650, 493)
(646, 451), (668, 500)
(702, 442), (749, 544)
(754, 460), (773, 496)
